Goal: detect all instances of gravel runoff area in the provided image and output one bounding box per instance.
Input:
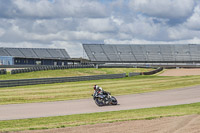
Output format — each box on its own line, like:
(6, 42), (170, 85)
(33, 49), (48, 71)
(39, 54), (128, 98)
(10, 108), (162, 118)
(159, 68), (200, 76)
(16, 115), (200, 133)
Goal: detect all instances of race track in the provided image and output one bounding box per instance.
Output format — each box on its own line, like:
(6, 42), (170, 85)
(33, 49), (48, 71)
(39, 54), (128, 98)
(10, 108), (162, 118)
(1, 85), (200, 121)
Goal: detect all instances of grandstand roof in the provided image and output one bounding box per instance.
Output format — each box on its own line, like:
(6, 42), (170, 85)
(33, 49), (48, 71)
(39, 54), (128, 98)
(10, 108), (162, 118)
(83, 44), (200, 63)
(0, 47), (70, 59)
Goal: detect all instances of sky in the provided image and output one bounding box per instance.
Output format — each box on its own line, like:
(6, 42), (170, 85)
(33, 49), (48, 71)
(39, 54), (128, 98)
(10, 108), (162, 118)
(0, 0), (200, 58)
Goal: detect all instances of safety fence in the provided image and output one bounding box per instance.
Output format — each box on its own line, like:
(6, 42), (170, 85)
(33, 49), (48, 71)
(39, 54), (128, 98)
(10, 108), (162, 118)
(0, 69), (7, 75)
(10, 64), (94, 74)
(0, 73), (126, 88)
(129, 67), (163, 77)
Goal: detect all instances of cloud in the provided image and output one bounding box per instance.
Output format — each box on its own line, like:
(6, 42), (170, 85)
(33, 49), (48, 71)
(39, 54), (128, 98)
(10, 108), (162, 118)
(104, 37), (200, 44)
(0, 0), (107, 19)
(129, 0), (195, 19)
(51, 41), (83, 58)
(0, 41), (50, 48)
(0, 28), (5, 37)
(77, 18), (116, 32)
(118, 15), (168, 41)
(0, 0), (200, 58)
(167, 26), (200, 40)
(184, 5), (200, 30)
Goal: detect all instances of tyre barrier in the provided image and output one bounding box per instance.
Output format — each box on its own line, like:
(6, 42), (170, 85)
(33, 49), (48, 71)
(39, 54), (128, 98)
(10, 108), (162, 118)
(0, 73), (126, 88)
(10, 64), (94, 75)
(0, 69), (7, 75)
(142, 67), (163, 75)
(129, 67), (163, 77)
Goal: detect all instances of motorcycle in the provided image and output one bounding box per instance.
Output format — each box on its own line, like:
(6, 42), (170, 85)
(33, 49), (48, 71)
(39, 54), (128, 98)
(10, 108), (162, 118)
(92, 91), (118, 106)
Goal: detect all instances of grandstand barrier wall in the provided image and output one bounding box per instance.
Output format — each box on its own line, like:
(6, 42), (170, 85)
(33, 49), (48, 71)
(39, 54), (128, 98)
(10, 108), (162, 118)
(0, 73), (126, 88)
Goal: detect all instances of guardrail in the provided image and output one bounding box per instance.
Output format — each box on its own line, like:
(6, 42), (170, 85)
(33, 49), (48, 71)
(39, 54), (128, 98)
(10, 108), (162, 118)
(129, 67), (163, 77)
(0, 69), (7, 75)
(128, 72), (141, 77)
(0, 73), (126, 88)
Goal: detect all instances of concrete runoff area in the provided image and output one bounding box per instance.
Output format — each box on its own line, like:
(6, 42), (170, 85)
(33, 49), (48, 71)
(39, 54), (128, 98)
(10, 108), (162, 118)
(0, 85), (200, 121)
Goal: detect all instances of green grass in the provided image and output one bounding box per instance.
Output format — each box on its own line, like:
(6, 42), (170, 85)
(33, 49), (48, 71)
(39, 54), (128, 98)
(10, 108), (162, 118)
(1, 75), (200, 105)
(0, 68), (152, 80)
(0, 102), (200, 132)
(0, 68), (200, 132)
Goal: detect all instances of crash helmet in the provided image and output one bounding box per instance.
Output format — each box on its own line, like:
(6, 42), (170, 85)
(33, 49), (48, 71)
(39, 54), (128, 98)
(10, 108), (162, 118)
(93, 85), (98, 90)
(99, 87), (102, 91)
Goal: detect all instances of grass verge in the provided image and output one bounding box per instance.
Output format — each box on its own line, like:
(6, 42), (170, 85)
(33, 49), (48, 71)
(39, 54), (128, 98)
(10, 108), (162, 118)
(0, 102), (200, 132)
(1, 75), (200, 104)
(0, 68), (152, 80)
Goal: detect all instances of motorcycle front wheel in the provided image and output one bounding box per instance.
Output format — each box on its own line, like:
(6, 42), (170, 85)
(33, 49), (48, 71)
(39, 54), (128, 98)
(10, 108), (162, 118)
(111, 96), (118, 105)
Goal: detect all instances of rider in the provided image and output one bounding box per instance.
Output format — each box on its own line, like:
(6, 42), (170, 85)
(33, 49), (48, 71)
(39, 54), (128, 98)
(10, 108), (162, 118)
(93, 85), (110, 98)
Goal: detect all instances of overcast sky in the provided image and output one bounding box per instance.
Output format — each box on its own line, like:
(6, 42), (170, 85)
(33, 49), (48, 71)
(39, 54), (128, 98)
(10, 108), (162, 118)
(0, 0), (200, 58)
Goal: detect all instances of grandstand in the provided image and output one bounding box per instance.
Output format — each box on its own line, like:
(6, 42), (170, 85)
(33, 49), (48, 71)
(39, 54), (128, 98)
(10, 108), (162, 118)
(83, 44), (200, 67)
(0, 47), (71, 65)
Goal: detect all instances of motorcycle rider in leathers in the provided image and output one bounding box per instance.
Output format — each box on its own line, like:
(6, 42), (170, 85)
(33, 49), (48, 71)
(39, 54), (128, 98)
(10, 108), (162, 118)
(93, 85), (110, 99)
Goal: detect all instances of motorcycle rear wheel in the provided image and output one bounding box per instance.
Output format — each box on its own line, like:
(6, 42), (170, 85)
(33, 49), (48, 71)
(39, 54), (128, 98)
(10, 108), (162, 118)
(95, 98), (104, 106)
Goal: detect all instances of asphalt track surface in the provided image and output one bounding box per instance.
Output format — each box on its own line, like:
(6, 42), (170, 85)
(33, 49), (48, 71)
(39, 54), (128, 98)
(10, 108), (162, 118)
(0, 85), (200, 121)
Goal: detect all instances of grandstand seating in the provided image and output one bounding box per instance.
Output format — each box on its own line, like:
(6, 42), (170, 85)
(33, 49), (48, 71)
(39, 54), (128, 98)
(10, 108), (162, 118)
(145, 45), (163, 61)
(5, 48), (25, 57)
(101, 45), (121, 61)
(115, 45), (136, 61)
(83, 44), (200, 63)
(189, 44), (200, 61)
(34, 49), (52, 58)
(130, 45), (147, 61)
(159, 45), (174, 61)
(0, 48), (70, 59)
(19, 48), (38, 58)
(47, 49), (68, 58)
(88, 45), (108, 61)
(0, 49), (9, 56)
